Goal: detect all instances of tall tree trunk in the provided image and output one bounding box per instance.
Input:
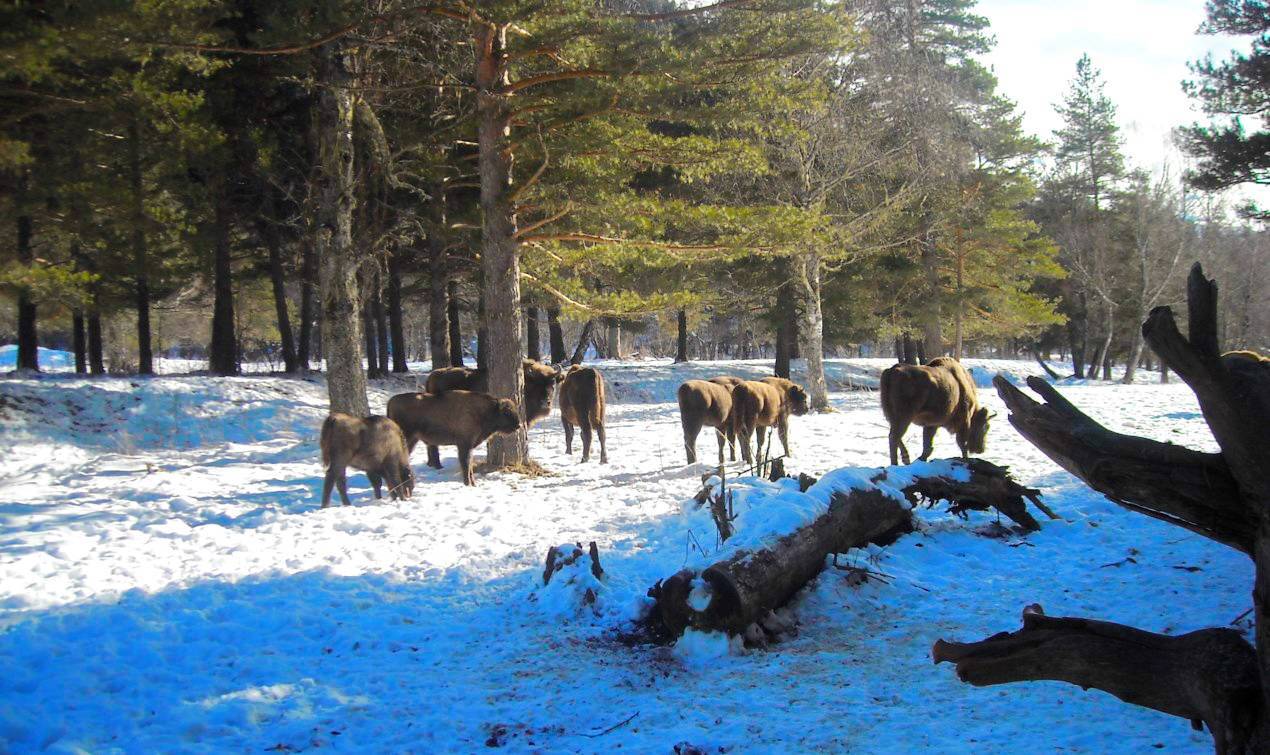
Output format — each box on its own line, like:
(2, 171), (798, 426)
(14, 173), (38, 372)
(387, 252), (408, 373)
(477, 285), (489, 370)
(571, 319), (595, 365)
(476, 23), (527, 467)
(606, 319), (622, 360)
(675, 309), (689, 363)
(428, 235), (449, 371)
(373, 278), (390, 375)
(297, 239), (316, 372)
(794, 250), (830, 411)
(774, 276), (796, 378)
(525, 304), (541, 361)
(1066, 292), (1087, 380)
(87, 307), (105, 375)
(264, 223), (299, 373)
(920, 216), (942, 360)
(315, 43), (369, 416)
(547, 305), (567, 364)
(363, 297), (380, 379)
(954, 249), (965, 360)
(1122, 310), (1146, 385)
(128, 117), (154, 375)
(72, 310), (87, 374)
(447, 279), (464, 367)
(209, 189), (238, 376)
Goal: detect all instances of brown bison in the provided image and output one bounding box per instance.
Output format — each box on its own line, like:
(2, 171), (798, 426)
(386, 390), (521, 486)
(880, 356), (992, 466)
(320, 413), (415, 508)
(423, 359), (562, 467)
(560, 366), (607, 463)
(731, 377), (810, 465)
(677, 379), (740, 464)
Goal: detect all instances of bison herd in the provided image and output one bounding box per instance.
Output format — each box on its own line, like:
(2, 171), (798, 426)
(319, 356), (993, 507)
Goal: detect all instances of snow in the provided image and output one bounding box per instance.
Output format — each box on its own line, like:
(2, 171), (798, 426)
(0, 358), (1245, 752)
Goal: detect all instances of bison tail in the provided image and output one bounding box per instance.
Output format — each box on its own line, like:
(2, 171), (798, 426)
(879, 367), (899, 423)
(591, 371), (606, 424)
(320, 415), (336, 467)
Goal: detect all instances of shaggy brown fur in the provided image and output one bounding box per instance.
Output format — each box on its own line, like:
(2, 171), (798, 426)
(386, 390), (521, 486)
(560, 366), (607, 463)
(731, 377), (810, 465)
(423, 359), (561, 467)
(677, 379), (738, 464)
(319, 413), (415, 507)
(880, 356), (991, 466)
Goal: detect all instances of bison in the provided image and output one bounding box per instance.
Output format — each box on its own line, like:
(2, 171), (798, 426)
(560, 366), (608, 463)
(319, 413), (415, 508)
(880, 356), (992, 466)
(386, 390), (521, 486)
(423, 359), (562, 467)
(731, 377), (810, 465)
(677, 378), (740, 464)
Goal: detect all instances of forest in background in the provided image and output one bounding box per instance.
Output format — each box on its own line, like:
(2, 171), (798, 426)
(2, 0), (1267, 416)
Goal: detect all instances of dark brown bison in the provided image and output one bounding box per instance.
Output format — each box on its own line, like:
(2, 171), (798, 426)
(320, 413), (415, 507)
(386, 390), (521, 486)
(880, 356), (991, 466)
(731, 377), (810, 465)
(560, 366), (607, 463)
(423, 359), (562, 466)
(677, 379), (739, 464)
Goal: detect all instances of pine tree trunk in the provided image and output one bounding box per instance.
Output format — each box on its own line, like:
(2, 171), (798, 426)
(315, 43), (369, 416)
(209, 190), (238, 376)
(387, 252), (408, 373)
(675, 309), (689, 363)
(87, 308), (105, 375)
(920, 217), (942, 360)
(525, 304), (541, 361)
(447, 279), (464, 367)
(128, 118), (154, 375)
(547, 305), (567, 364)
(795, 250), (830, 411)
(297, 239), (316, 372)
(476, 23), (527, 467)
(428, 233), (449, 371)
(477, 285), (489, 371)
(363, 296), (380, 379)
(14, 174), (38, 372)
(606, 319), (622, 360)
(264, 225), (299, 373)
(571, 319), (595, 365)
(72, 310), (87, 374)
(774, 279), (795, 379)
(1122, 313), (1146, 385)
(373, 282), (390, 375)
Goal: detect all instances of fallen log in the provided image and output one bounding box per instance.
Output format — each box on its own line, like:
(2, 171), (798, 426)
(934, 604), (1261, 753)
(647, 460), (1053, 642)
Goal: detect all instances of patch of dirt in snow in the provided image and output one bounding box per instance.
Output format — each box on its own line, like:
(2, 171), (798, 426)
(0, 361), (1245, 753)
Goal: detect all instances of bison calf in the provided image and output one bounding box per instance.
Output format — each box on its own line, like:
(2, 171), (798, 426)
(424, 359), (562, 467)
(880, 356), (992, 465)
(560, 366), (607, 463)
(387, 390), (521, 486)
(731, 377), (810, 465)
(677, 378), (740, 464)
(320, 413), (415, 508)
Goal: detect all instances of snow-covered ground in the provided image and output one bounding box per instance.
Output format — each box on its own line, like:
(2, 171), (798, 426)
(0, 358), (1246, 753)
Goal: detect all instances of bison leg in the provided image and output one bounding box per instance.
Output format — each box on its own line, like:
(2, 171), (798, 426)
(579, 414), (593, 463)
(714, 428), (726, 466)
(562, 417), (574, 455)
(334, 469), (353, 507)
(321, 466), (339, 508)
(458, 445), (474, 486)
(888, 422), (911, 465)
(777, 417), (791, 458)
(919, 426), (937, 461)
(597, 421), (607, 464)
(726, 424), (736, 461)
(738, 424), (753, 465)
(426, 444), (442, 469)
(755, 426), (768, 474)
(682, 417), (702, 464)
(368, 471), (384, 499)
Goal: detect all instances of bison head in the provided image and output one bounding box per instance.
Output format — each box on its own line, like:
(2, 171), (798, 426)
(394, 465), (416, 500)
(493, 398), (522, 434)
(521, 360), (559, 425)
(787, 385), (810, 416)
(968, 407), (992, 454)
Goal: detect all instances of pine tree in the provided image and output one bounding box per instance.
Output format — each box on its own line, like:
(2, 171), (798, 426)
(1054, 54), (1125, 211)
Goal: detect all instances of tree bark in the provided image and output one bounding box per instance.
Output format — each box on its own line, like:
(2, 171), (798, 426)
(545, 305), (567, 364)
(387, 251), (408, 372)
(606, 319), (622, 360)
(87, 308), (105, 375)
(525, 304), (541, 361)
(127, 117), (153, 375)
(476, 285), (489, 371)
(794, 250), (830, 411)
(209, 188), (238, 376)
(72, 310), (87, 374)
(373, 275), (390, 375)
(571, 319), (595, 365)
(476, 22), (527, 467)
(363, 297), (379, 379)
(447, 279), (464, 367)
(263, 220), (299, 373)
(675, 309), (689, 363)
(774, 278), (795, 378)
(920, 216), (942, 360)
(14, 173), (38, 372)
(315, 43), (369, 416)
(428, 239), (449, 371)
(297, 238), (316, 372)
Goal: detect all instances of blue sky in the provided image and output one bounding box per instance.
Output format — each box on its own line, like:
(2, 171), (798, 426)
(977, 0), (1249, 187)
